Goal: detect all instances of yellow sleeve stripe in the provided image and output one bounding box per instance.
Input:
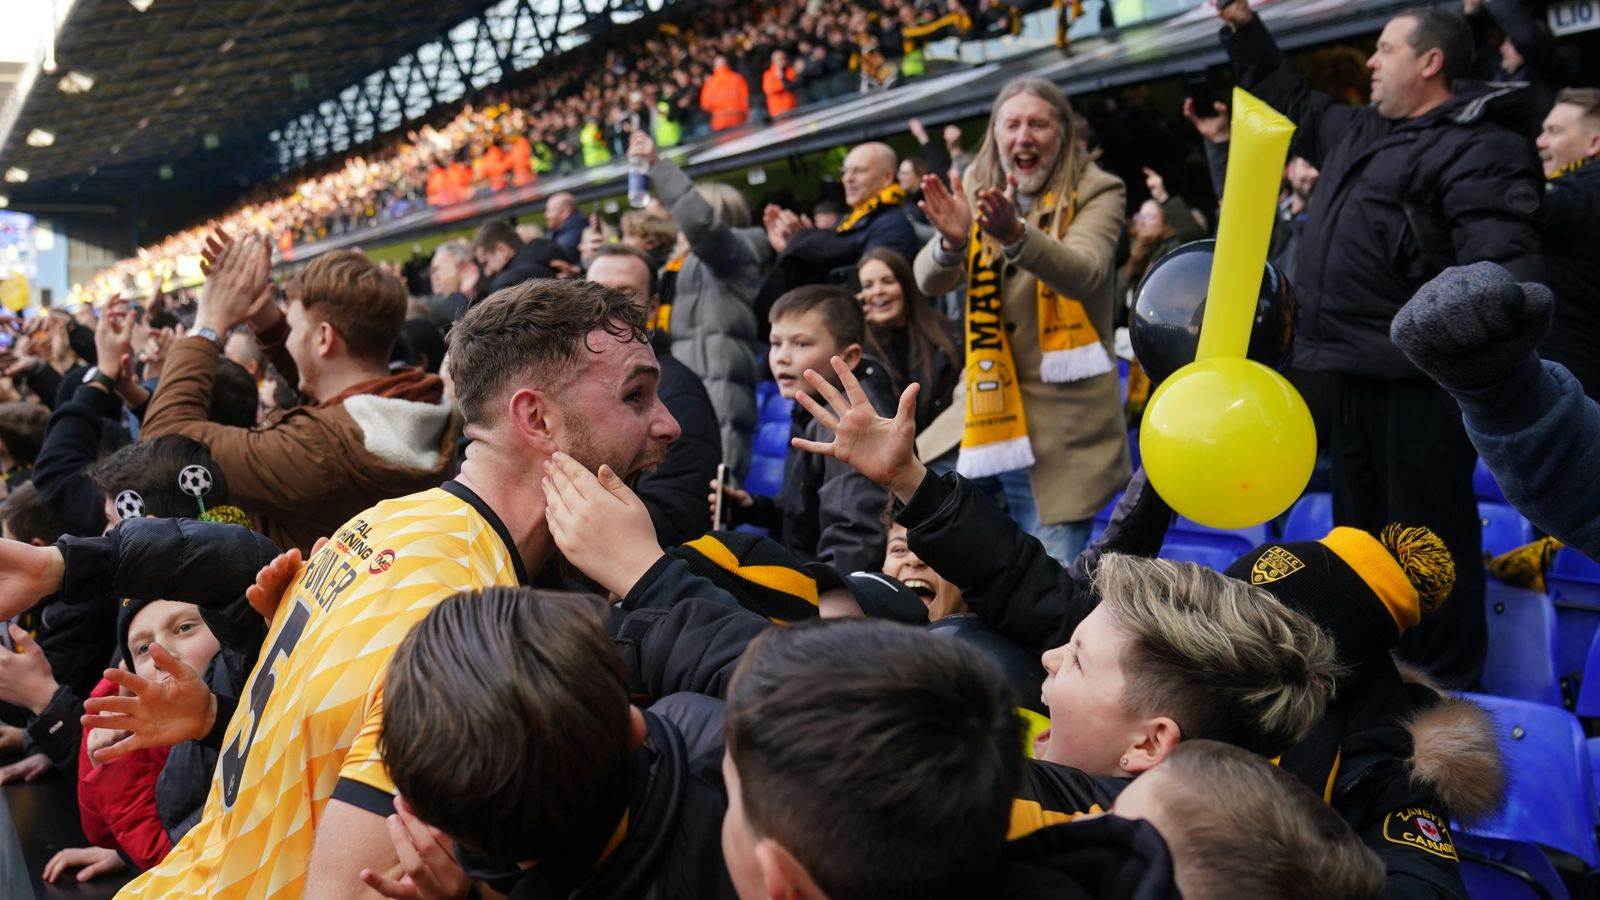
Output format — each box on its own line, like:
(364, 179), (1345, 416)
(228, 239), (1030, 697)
(682, 535), (819, 606)
(1007, 798), (1101, 841)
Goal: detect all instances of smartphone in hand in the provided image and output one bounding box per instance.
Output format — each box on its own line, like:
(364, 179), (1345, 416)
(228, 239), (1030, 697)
(711, 463), (730, 530)
(1184, 70), (1221, 118)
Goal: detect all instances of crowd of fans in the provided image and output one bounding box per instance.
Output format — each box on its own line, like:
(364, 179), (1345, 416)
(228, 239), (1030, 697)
(0, 0), (1597, 897)
(80, 0), (1064, 307)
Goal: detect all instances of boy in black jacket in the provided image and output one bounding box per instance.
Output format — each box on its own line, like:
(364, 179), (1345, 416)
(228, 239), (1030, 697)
(714, 285), (896, 574)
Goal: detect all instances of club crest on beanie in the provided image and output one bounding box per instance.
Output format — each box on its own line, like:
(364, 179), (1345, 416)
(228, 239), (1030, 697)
(1224, 525), (1454, 666)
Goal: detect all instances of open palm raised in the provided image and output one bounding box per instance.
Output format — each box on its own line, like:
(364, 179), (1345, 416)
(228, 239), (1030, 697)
(790, 357), (928, 502)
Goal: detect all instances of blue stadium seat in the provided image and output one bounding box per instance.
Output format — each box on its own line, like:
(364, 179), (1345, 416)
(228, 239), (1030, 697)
(1126, 428), (1140, 474)
(759, 388), (793, 425)
(756, 378), (778, 414)
(1551, 552), (1600, 689)
(1482, 581), (1562, 707)
(753, 420), (789, 459)
(1165, 517), (1269, 560)
(1279, 492), (1334, 542)
(1555, 547), (1600, 584)
(743, 454), (785, 499)
(1557, 605), (1600, 706)
(1159, 542), (1240, 572)
(1092, 492), (1124, 528)
(1479, 502), (1536, 560)
(1455, 693), (1600, 867)
(1455, 833), (1572, 900)
(1474, 457), (1507, 504)
(1575, 629), (1600, 719)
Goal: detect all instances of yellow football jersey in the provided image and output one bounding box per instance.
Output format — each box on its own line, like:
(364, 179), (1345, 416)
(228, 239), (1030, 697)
(119, 483), (523, 899)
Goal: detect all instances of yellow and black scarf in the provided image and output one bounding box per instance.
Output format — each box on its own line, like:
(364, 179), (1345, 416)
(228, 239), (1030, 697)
(957, 190), (1111, 479)
(836, 184), (906, 233)
(1549, 155), (1594, 181)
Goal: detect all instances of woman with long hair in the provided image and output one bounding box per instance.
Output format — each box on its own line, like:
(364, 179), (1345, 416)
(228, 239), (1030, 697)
(856, 247), (963, 434)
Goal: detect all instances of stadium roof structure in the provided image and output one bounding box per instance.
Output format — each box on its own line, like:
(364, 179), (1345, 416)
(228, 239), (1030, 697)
(0, 0), (659, 217)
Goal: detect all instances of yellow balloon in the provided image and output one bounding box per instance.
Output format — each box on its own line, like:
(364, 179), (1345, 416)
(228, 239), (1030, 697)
(0, 273), (28, 312)
(1140, 357), (1316, 530)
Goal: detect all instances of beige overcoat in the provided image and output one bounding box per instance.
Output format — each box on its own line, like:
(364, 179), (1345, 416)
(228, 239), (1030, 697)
(914, 161), (1130, 524)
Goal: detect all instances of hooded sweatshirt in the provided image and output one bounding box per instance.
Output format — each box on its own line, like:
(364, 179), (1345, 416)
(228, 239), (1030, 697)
(141, 336), (460, 552)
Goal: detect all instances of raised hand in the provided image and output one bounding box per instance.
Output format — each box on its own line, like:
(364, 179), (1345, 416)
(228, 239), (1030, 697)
(81, 643), (217, 763)
(358, 795), (473, 900)
(1217, 0), (1253, 28)
(1391, 261), (1555, 391)
(247, 537), (324, 623)
(790, 356), (926, 502)
(1181, 97), (1231, 144)
(763, 205), (802, 253)
(92, 295), (135, 378)
(920, 171), (973, 251)
(457, 258), (481, 298)
(627, 129), (659, 166)
(0, 624), (60, 714)
(908, 117), (930, 145)
(195, 232), (272, 336)
(1142, 167), (1168, 205)
(975, 175), (1024, 246)
(43, 846), (125, 884)
(543, 451), (663, 598)
(0, 540), (64, 622)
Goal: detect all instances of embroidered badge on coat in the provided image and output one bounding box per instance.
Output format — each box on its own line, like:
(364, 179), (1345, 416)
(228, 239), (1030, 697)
(1382, 807), (1457, 860)
(1251, 546), (1305, 585)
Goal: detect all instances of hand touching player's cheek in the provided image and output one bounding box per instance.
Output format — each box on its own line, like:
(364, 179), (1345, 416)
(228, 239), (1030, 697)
(543, 451), (665, 598)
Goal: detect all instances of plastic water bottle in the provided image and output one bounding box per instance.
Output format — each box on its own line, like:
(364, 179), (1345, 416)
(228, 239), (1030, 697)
(627, 155), (650, 208)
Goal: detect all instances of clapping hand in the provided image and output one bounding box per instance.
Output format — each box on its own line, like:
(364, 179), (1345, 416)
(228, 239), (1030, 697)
(195, 229), (273, 336)
(974, 175), (1025, 246)
(920, 171), (972, 251)
(763, 204), (804, 253)
(790, 356), (926, 502)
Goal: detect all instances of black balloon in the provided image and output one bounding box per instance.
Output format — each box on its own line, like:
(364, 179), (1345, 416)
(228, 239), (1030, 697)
(1128, 240), (1296, 385)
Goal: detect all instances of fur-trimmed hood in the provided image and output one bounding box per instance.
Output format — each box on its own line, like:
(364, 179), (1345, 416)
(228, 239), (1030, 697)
(1397, 660), (1506, 823)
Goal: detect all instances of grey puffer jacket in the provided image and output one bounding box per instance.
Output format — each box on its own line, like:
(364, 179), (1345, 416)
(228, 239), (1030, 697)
(651, 157), (762, 477)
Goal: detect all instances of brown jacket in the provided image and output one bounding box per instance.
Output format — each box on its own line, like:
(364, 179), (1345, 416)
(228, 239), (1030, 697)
(141, 337), (460, 552)
(915, 161), (1129, 524)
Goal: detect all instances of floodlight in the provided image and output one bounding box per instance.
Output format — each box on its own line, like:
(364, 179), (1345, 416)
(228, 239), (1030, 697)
(129, 0), (153, 12)
(25, 130), (54, 147)
(4, 169), (29, 183)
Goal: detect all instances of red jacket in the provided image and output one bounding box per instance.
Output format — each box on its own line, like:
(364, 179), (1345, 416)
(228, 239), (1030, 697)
(763, 64), (798, 116)
(77, 678), (173, 870)
(700, 67), (750, 131)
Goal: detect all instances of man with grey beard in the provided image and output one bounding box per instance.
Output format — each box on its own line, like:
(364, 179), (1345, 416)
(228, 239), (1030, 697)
(914, 77), (1129, 566)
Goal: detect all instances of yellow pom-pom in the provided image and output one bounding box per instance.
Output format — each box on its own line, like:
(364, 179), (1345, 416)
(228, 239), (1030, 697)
(1379, 525), (1455, 613)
